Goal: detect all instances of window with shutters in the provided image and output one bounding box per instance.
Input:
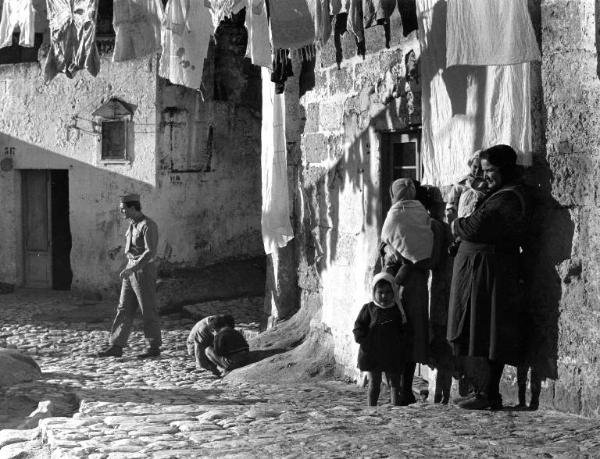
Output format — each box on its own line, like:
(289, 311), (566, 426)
(101, 120), (128, 160)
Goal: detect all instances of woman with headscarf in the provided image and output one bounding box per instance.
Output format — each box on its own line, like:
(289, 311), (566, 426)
(448, 144), (531, 410)
(380, 178), (433, 404)
(353, 272), (409, 406)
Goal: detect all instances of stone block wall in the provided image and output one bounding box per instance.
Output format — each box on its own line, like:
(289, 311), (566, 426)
(288, 13), (422, 377)
(282, 1), (600, 416)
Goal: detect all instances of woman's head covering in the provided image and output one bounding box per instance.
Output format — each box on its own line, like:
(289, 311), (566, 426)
(467, 150), (481, 167)
(390, 178), (416, 203)
(371, 272), (398, 309)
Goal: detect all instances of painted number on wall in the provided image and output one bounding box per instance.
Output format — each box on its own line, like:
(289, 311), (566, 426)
(4, 147), (15, 156)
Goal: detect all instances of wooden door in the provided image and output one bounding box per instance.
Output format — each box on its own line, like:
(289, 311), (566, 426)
(22, 170), (52, 288)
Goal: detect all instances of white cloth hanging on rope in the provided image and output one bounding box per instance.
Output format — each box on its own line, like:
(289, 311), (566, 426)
(261, 67), (294, 254)
(159, 0), (213, 90)
(0, 0), (35, 48)
(417, 0), (539, 186)
(113, 0), (164, 62)
(244, 0), (271, 68)
(446, 0), (540, 67)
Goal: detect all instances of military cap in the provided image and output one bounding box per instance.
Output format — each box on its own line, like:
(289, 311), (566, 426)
(119, 193), (140, 203)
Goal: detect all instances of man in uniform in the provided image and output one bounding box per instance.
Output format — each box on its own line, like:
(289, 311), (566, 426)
(97, 193), (162, 359)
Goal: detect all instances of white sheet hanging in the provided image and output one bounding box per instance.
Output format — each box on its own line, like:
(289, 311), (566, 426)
(261, 67), (294, 254)
(446, 0), (540, 67)
(244, 0), (271, 68)
(159, 0), (213, 90)
(417, 0), (535, 186)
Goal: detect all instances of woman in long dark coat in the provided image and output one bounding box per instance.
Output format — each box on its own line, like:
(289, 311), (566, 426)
(447, 144), (531, 410)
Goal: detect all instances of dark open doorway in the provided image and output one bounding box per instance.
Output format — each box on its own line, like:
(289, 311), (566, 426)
(50, 170), (72, 290)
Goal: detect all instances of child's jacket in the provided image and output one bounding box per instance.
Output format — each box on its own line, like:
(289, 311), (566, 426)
(353, 302), (410, 372)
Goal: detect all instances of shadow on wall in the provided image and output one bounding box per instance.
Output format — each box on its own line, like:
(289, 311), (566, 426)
(0, 132), (153, 297)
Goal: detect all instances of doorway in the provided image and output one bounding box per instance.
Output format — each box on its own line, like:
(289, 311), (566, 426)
(380, 128), (422, 219)
(22, 170), (72, 289)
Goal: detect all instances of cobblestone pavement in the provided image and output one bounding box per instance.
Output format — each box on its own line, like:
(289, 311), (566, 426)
(2, 290), (600, 458)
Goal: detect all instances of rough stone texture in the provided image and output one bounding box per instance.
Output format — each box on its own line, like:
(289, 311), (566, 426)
(0, 22), (262, 297)
(269, 0), (600, 418)
(283, 11), (421, 379)
(0, 349), (41, 387)
(3, 291), (600, 458)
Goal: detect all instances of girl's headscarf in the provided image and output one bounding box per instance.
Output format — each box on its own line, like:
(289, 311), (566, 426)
(371, 272), (407, 323)
(390, 178), (416, 203)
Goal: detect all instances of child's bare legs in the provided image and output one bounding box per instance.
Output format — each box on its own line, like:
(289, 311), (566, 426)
(386, 372), (402, 406)
(434, 370), (452, 404)
(367, 371), (382, 406)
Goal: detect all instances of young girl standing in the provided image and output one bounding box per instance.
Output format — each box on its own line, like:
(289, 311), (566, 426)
(353, 273), (410, 406)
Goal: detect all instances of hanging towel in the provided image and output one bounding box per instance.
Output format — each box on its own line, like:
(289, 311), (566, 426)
(346, 0), (364, 44)
(363, 0), (395, 28)
(397, 0), (417, 36)
(446, 0), (541, 67)
(44, 0), (100, 81)
(0, 0), (35, 48)
(206, 0), (245, 29)
(244, 0), (271, 68)
(261, 67), (294, 255)
(269, 0), (315, 53)
(160, 0), (214, 90)
(113, 0), (164, 62)
(416, 0), (533, 186)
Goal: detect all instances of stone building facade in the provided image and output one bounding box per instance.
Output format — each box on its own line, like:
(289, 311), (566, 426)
(0, 14), (263, 297)
(272, 0), (600, 417)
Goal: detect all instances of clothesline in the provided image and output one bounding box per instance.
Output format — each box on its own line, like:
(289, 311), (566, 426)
(0, 0), (419, 89)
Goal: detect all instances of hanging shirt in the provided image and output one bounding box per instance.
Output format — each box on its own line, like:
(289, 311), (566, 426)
(363, 0), (395, 28)
(113, 0), (164, 62)
(244, 0), (271, 68)
(446, 0), (541, 67)
(416, 0), (534, 186)
(44, 0), (100, 81)
(0, 0), (35, 48)
(206, 0), (245, 29)
(261, 67), (294, 254)
(159, 0), (214, 90)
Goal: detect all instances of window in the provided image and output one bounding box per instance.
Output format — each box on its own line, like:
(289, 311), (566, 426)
(92, 98), (136, 164)
(101, 120), (128, 160)
(380, 129), (422, 218)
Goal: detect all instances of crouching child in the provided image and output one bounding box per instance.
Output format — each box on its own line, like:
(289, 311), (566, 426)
(353, 273), (410, 406)
(187, 315), (224, 376)
(205, 315), (250, 376)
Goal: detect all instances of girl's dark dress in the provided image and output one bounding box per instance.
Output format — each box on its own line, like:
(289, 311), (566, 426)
(353, 302), (409, 372)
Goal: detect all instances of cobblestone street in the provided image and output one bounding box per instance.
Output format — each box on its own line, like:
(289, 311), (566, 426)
(1, 290), (600, 458)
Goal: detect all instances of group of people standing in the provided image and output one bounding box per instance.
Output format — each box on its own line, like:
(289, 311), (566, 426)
(354, 144), (539, 410)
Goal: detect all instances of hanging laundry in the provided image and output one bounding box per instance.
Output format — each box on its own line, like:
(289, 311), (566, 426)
(397, 0), (417, 37)
(244, 0), (271, 68)
(446, 0), (541, 67)
(346, 0), (365, 56)
(330, 0), (349, 15)
(269, 0), (315, 55)
(315, 0), (333, 47)
(44, 0), (100, 81)
(206, 0), (245, 29)
(271, 50), (293, 94)
(112, 0), (164, 62)
(333, 12), (348, 67)
(363, 0), (395, 28)
(261, 67), (294, 255)
(417, 0), (533, 186)
(160, 0), (214, 90)
(0, 0), (35, 48)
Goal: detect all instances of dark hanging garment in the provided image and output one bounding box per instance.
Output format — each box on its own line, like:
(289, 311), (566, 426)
(397, 0), (417, 36)
(44, 0), (100, 81)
